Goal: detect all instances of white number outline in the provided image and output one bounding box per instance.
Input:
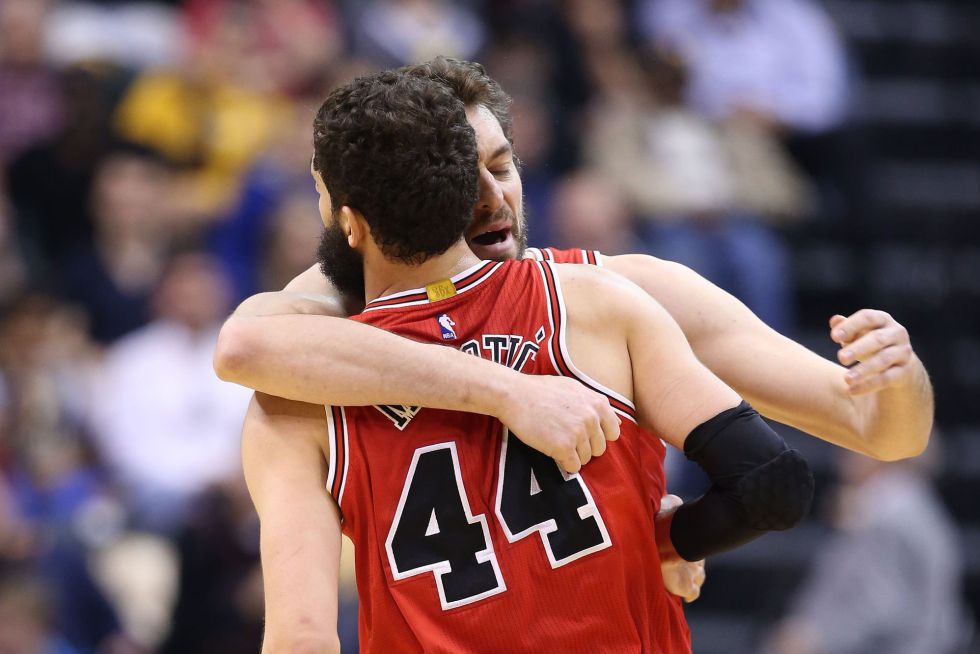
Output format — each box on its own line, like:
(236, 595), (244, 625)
(384, 442), (506, 610)
(493, 428), (612, 568)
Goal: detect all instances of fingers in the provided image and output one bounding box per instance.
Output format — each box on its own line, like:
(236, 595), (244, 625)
(837, 324), (909, 366)
(829, 309), (913, 393)
(589, 422), (607, 459)
(662, 558), (706, 603)
(576, 436), (592, 469)
(830, 309), (892, 346)
(685, 561), (706, 603)
(583, 396), (616, 468)
(549, 386), (618, 474)
(830, 309), (915, 394)
(844, 343), (912, 380)
(598, 402), (621, 443)
(692, 560), (706, 587)
(556, 450), (582, 475)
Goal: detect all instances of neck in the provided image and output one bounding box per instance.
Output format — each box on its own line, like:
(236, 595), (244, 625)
(363, 240), (482, 302)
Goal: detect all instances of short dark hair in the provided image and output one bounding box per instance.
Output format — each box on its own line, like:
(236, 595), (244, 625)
(402, 57), (514, 145)
(312, 70), (478, 264)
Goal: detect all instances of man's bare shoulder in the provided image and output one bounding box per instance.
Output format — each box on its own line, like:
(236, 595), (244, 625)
(602, 253), (715, 295)
(551, 262), (662, 331)
(552, 259), (636, 292)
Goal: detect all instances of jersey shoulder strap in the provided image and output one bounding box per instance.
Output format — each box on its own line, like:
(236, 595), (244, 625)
(524, 247), (604, 266)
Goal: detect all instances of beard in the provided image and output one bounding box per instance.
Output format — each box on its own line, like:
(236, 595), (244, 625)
(317, 220), (366, 301)
(512, 200), (529, 259)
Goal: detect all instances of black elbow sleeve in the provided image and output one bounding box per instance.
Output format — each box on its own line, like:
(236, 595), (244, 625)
(669, 401), (814, 561)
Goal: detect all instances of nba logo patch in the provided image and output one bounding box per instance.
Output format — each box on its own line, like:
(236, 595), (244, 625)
(437, 313), (457, 340)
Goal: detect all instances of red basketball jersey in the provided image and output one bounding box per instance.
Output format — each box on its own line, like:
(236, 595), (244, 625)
(525, 246), (604, 266)
(328, 258), (690, 653)
(527, 248), (692, 647)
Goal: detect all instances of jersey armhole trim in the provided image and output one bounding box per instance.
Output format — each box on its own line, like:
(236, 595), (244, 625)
(534, 262), (637, 424)
(524, 247), (545, 261)
(325, 405), (350, 507)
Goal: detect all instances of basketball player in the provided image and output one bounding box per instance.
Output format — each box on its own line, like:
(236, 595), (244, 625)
(244, 70), (813, 653)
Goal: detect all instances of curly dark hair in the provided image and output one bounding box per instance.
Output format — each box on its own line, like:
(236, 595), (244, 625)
(401, 57), (514, 146)
(312, 70), (479, 264)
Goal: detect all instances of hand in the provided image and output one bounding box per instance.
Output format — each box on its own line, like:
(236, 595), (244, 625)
(497, 375), (620, 474)
(830, 310), (917, 396)
(656, 495), (706, 602)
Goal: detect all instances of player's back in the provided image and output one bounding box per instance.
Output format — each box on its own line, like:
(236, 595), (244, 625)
(329, 259), (686, 653)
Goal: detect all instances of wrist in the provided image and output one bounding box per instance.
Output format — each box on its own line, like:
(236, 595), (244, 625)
(464, 356), (522, 419)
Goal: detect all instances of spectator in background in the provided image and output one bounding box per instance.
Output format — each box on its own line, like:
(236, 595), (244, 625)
(350, 0), (485, 67)
(0, 296), (133, 653)
(0, 0), (64, 168)
(6, 66), (119, 278)
(549, 171), (643, 256)
(43, 0), (180, 70)
(208, 99), (320, 301)
(0, 574), (80, 654)
(638, 0), (858, 220)
(0, 298), (104, 537)
(257, 191), (322, 293)
(160, 477), (263, 654)
(61, 143), (175, 344)
(89, 251), (250, 534)
(183, 0), (345, 97)
(638, 0), (849, 135)
(482, 1), (591, 175)
(763, 443), (972, 654)
(112, 0), (300, 226)
(585, 49), (805, 332)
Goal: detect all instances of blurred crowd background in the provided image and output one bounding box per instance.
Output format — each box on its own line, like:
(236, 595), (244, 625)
(0, 0), (977, 653)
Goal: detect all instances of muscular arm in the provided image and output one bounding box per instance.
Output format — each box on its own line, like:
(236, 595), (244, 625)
(604, 254), (932, 460)
(558, 263), (813, 560)
(242, 393), (342, 654)
(217, 267), (619, 474)
(556, 263), (741, 447)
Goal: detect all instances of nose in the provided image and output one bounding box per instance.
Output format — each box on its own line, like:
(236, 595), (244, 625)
(476, 166), (504, 214)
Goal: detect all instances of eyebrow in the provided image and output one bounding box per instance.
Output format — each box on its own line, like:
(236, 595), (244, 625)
(487, 142), (512, 161)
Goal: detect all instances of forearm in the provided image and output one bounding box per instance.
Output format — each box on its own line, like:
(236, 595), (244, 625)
(216, 313), (518, 416)
(606, 254), (930, 459)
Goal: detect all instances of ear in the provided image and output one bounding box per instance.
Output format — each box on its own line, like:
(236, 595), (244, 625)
(341, 206), (369, 249)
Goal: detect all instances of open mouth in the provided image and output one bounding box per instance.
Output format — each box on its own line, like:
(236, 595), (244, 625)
(471, 227), (511, 246)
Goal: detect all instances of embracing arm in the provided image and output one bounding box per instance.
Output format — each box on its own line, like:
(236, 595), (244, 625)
(560, 264), (814, 561)
(216, 268), (619, 474)
(604, 254), (932, 460)
(242, 393), (342, 654)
